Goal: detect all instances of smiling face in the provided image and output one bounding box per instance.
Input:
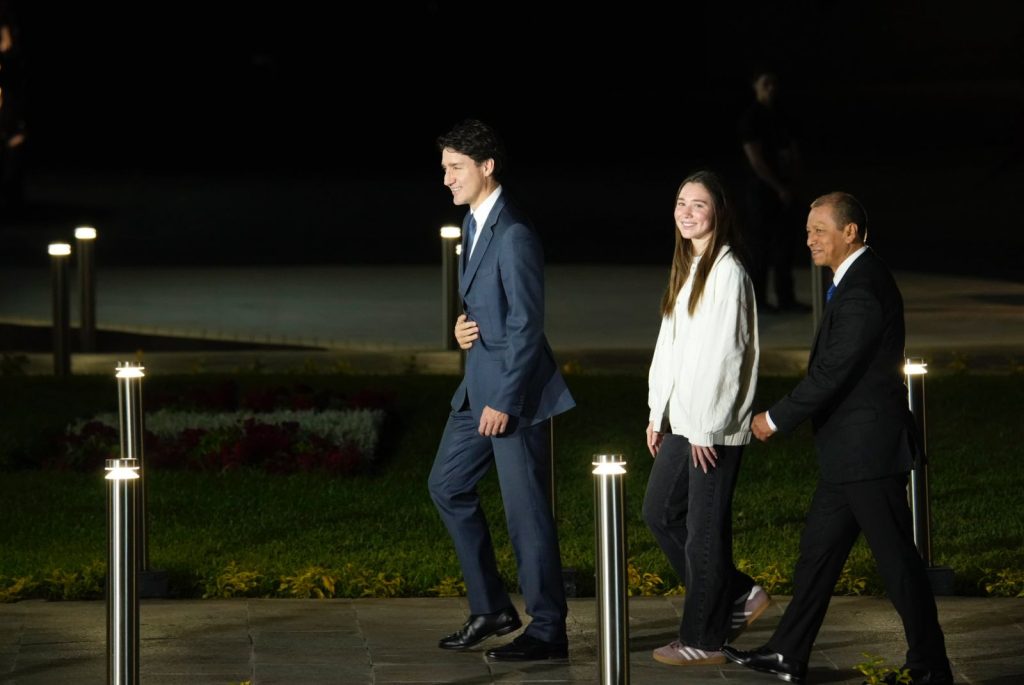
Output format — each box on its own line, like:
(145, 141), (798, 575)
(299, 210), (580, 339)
(441, 148), (495, 210)
(806, 203), (860, 272)
(674, 182), (716, 254)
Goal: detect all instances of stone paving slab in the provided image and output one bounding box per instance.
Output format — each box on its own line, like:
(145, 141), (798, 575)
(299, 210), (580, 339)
(0, 596), (1021, 684)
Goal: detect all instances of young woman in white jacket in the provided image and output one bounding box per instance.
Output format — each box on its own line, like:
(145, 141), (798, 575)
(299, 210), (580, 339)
(643, 170), (769, 666)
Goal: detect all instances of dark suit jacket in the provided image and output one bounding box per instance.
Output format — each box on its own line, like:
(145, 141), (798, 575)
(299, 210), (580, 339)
(452, 192), (575, 425)
(770, 248), (916, 483)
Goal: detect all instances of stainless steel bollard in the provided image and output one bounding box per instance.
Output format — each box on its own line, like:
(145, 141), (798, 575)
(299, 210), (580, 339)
(904, 358), (931, 562)
(440, 226), (462, 350)
(116, 363), (149, 571)
(106, 457), (140, 685)
(593, 453), (629, 685)
(75, 226), (98, 352)
(904, 358), (955, 595)
(48, 243), (72, 377)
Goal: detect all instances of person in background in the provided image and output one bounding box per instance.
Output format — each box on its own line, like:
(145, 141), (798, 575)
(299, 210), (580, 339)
(0, 0), (26, 210)
(738, 66), (808, 313)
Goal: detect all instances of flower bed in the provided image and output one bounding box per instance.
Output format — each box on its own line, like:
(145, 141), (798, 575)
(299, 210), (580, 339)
(56, 382), (391, 475)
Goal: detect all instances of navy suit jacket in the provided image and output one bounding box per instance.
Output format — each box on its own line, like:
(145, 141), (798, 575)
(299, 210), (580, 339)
(452, 193), (575, 425)
(770, 248), (917, 483)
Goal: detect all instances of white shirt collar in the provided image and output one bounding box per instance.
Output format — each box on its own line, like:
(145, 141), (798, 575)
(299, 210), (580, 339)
(832, 245), (868, 285)
(469, 185), (502, 256)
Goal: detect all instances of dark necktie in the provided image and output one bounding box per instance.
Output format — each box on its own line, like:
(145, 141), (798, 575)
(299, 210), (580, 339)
(826, 282), (837, 303)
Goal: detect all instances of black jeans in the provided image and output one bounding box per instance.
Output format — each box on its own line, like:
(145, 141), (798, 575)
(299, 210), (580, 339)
(642, 433), (753, 649)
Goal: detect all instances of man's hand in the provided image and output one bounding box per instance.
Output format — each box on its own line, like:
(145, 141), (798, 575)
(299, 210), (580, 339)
(646, 422), (663, 458)
(478, 406), (509, 437)
(454, 314), (479, 350)
(751, 412), (776, 442)
(691, 442), (718, 473)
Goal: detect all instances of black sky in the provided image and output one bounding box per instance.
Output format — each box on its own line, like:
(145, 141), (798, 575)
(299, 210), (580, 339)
(6, 2), (1024, 276)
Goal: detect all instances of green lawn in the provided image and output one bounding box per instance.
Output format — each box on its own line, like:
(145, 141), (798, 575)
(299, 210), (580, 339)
(1, 373), (1022, 600)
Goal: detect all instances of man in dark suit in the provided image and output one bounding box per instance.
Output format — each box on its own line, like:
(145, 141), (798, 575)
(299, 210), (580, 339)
(723, 192), (953, 685)
(428, 119), (575, 662)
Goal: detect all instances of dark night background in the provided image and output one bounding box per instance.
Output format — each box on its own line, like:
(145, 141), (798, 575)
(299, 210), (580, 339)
(3, 2), (1023, 279)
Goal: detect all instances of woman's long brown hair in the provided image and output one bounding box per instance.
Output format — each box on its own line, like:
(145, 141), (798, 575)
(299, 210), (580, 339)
(659, 170), (742, 317)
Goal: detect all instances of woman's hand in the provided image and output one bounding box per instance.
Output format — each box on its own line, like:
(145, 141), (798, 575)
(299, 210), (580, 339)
(691, 442), (718, 473)
(646, 422), (663, 457)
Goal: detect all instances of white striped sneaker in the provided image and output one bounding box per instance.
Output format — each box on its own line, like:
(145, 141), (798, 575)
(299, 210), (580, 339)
(652, 640), (726, 666)
(729, 584), (771, 640)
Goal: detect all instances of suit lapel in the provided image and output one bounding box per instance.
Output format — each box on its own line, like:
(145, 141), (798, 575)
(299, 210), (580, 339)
(808, 248), (875, 362)
(459, 195), (503, 297)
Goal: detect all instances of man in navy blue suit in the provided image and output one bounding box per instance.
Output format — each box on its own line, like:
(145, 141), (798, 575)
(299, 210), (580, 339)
(428, 119), (575, 662)
(723, 192), (953, 685)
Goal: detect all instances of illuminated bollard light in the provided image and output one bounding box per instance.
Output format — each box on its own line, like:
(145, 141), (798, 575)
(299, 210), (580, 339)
(116, 362), (169, 597)
(106, 457), (139, 685)
(440, 225), (462, 350)
(75, 226), (98, 352)
(593, 453), (629, 685)
(904, 358), (955, 595)
(48, 242), (72, 377)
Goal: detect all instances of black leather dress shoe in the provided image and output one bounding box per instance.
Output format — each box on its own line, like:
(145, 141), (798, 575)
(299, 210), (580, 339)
(485, 633), (568, 661)
(874, 667), (955, 685)
(722, 645), (807, 683)
(438, 608), (521, 650)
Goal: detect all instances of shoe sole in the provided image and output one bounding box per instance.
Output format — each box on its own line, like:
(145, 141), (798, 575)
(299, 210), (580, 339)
(745, 662), (804, 684)
(438, 622), (522, 650)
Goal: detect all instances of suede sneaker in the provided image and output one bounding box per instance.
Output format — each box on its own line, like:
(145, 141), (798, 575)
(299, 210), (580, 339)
(652, 640), (726, 666)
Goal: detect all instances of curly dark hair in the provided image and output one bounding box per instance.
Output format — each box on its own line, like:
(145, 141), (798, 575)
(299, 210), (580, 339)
(436, 119), (506, 178)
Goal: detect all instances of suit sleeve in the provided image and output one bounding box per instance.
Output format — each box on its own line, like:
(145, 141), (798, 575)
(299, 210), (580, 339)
(770, 285), (884, 432)
(492, 224), (545, 416)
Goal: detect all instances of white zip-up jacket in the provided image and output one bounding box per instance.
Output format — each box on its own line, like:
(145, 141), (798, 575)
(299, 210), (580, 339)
(647, 247), (759, 446)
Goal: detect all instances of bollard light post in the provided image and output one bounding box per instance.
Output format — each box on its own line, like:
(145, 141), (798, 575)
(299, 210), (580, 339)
(440, 225), (462, 350)
(593, 453), (629, 685)
(48, 242), (72, 377)
(904, 358), (955, 595)
(116, 362), (169, 597)
(904, 358), (932, 563)
(75, 226), (98, 352)
(117, 363), (148, 570)
(105, 457), (140, 685)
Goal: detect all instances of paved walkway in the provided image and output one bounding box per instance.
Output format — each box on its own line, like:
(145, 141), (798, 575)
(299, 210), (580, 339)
(2, 265), (1022, 375)
(1, 595), (1021, 684)
(2, 265), (1022, 683)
